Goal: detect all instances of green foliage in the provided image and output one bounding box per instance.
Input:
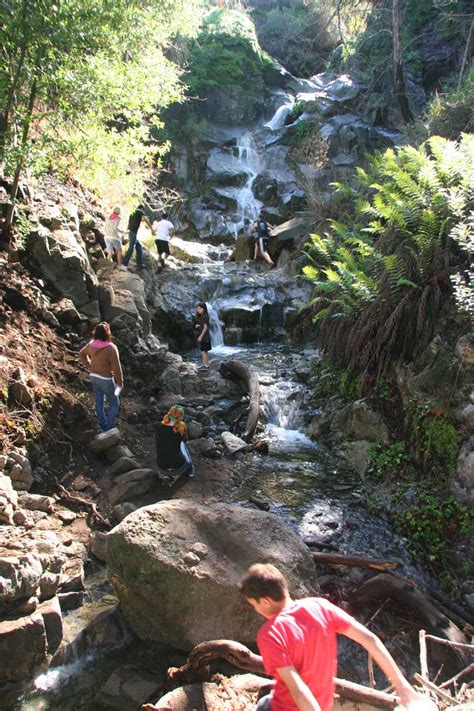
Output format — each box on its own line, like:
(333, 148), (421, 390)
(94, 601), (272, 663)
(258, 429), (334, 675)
(426, 68), (474, 139)
(252, 2), (336, 76)
(0, 0), (204, 206)
(303, 136), (474, 380)
(367, 442), (413, 481)
(407, 399), (461, 478)
(185, 8), (268, 98)
(393, 486), (473, 577)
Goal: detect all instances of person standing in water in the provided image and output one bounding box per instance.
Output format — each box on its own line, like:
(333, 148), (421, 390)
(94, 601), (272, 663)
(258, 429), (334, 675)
(79, 322), (123, 432)
(193, 302), (212, 368)
(152, 212), (175, 271)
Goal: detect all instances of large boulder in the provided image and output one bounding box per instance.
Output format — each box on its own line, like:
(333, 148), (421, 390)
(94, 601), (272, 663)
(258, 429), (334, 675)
(107, 500), (317, 649)
(26, 224), (98, 308)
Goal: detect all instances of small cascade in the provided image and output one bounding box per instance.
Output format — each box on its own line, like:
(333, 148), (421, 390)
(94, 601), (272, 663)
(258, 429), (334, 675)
(265, 95), (295, 131)
(234, 131), (262, 228)
(260, 379), (314, 453)
(206, 302), (225, 348)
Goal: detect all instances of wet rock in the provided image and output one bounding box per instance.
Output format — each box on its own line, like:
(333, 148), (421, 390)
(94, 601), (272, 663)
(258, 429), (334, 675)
(58, 590), (86, 612)
(187, 437), (216, 456)
(89, 428), (121, 454)
(108, 470), (156, 506)
(221, 431), (248, 455)
(351, 400), (389, 444)
(107, 500), (317, 648)
(187, 420), (204, 440)
(96, 665), (162, 711)
(113, 502), (138, 522)
(341, 440), (372, 476)
(37, 595), (63, 653)
(91, 531), (109, 562)
(0, 613), (47, 683)
(109, 457), (141, 476)
(106, 444), (134, 463)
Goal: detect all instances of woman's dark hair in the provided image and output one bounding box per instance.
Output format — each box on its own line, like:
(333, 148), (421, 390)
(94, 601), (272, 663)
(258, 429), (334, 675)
(196, 302), (208, 314)
(137, 204), (144, 211)
(161, 212), (168, 220)
(93, 322), (112, 341)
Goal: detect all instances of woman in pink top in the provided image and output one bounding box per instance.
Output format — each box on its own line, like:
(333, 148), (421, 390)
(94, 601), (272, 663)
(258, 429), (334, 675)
(79, 322), (123, 432)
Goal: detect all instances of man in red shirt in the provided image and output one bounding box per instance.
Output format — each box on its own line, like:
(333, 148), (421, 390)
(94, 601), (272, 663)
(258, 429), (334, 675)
(239, 564), (422, 711)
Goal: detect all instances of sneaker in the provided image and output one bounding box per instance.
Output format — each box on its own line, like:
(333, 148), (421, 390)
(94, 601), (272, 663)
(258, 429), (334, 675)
(119, 265), (128, 271)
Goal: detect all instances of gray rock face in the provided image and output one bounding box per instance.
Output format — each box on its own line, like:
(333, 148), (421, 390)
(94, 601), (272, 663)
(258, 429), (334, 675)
(107, 500), (317, 649)
(351, 400), (389, 445)
(26, 225), (98, 308)
(453, 436), (474, 506)
(204, 84), (265, 125)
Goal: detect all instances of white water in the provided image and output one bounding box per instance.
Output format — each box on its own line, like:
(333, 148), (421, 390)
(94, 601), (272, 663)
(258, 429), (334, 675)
(265, 97), (295, 131)
(261, 379), (315, 453)
(234, 131), (262, 228)
(206, 302), (225, 348)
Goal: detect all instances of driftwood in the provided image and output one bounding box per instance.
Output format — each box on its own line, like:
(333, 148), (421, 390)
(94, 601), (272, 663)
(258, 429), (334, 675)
(312, 552), (400, 572)
(55, 479), (110, 529)
(219, 360), (260, 442)
(249, 494), (271, 511)
(351, 574), (468, 658)
(167, 639), (399, 708)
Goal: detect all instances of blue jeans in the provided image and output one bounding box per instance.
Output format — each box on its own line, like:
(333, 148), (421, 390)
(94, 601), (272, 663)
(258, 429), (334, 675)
(122, 230), (143, 268)
(91, 375), (120, 432)
(256, 695), (272, 711)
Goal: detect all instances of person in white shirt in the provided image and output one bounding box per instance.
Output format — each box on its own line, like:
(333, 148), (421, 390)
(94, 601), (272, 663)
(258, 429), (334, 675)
(152, 213), (175, 271)
(103, 206), (125, 268)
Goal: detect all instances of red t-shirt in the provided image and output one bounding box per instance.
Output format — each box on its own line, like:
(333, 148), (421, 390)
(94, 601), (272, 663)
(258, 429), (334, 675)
(257, 597), (354, 711)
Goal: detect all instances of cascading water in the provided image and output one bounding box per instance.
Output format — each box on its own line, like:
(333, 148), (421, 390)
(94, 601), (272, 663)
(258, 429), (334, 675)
(265, 93), (295, 131)
(206, 302), (225, 348)
(234, 131), (262, 228)
(261, 378), (315, 453)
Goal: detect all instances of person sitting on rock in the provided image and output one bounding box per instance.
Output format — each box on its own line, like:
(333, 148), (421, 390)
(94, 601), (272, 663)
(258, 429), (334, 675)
(103, 205), (125, 269)
(152, 212), (175, 272)
(240, 563), (422, 711)
(155, 405), (195, 483)
(251, 215), (275, 268)
(79, 322), (123, 432)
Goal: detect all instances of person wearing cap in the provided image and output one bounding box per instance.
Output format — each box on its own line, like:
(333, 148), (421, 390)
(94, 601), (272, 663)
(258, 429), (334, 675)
(122, 203), (152, 271)
(154, 405), (195, 482)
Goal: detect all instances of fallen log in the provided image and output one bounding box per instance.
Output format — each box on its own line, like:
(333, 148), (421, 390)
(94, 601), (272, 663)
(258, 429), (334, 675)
(249, 494), (271, 511)
(167, 639), (399, 708)
(351, 574), (468, 659)
(219, 360), (260, 442)
(312, 552), (399, 572)
(55, 479), (110, 529)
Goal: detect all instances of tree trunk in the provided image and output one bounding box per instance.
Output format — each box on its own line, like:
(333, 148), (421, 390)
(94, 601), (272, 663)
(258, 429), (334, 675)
(167, 639), (399, 708)
(351, 574), (468, 660)
(392, 0), (413, 123)
(219, 359), (260, 442)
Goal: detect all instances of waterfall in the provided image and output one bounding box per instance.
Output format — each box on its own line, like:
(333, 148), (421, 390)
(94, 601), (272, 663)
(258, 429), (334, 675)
(261, 380), (315, 452)
(265, 96), (295, 131)
(206, 302), (224, 348)
(234, 131), (262, 228)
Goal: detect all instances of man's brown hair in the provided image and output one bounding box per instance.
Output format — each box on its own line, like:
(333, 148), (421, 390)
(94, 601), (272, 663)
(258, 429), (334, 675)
(239, 564), (288, 601)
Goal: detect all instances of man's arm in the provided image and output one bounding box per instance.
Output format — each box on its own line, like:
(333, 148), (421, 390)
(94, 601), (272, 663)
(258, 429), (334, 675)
(343, 621), (421, 706)
(276, 667), (321, 711)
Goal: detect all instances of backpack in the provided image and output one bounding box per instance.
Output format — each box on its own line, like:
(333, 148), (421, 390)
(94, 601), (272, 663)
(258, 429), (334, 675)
(257, 220), (269, 238)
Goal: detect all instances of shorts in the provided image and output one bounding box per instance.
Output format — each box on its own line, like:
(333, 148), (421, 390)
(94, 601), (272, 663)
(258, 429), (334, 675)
(257, 237), (269, 253)
(199, 340), (212, 352)
(155, 239), (170, 255)
(105, 238), (122, 252)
